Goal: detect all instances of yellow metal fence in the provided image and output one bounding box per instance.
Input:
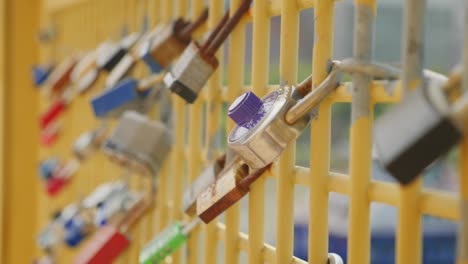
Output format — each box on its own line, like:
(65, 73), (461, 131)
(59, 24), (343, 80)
(34, 0), (465, 264)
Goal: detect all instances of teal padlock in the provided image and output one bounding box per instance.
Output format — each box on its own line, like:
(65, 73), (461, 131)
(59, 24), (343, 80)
(139, 219), (199, 264)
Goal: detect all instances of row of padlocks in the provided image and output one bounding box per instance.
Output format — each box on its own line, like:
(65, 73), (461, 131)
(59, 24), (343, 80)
(32, 0), (468, 263)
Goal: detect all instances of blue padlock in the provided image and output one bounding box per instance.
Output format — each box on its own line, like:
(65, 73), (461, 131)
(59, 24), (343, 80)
(139, 36), (164, 73)
(64, 217), (87, 247)
(38, 158), (60, 181)
(91, 79), (150, 118)
(32, 65), (53, 87)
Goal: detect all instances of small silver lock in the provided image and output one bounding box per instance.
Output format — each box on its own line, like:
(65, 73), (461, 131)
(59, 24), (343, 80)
(73, 125), (107, 160)
(165, 1), (251, 103)
(374, 67), (468, 184)
(103, 111), (172, 176)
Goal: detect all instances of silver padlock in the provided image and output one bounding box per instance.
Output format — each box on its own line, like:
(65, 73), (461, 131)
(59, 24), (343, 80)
(165, 1), (251, 103)
(227, 60), (403, 169)
(374, 67), (468, 184)
(103, 111), (172, 176)
(73, 125), (107, 160)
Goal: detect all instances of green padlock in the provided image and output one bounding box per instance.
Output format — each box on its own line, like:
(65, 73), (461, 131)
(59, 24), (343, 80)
(139, 219), (199, 264)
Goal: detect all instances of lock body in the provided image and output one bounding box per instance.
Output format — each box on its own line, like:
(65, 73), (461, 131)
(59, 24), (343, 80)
(139, 222), (187, 264)
(39, 158), (60, 180)
(40, 99), (67, 129)
(33, 65), (53, 87)
(228, 87), (310, 169)
(183, 155), (226, 216)
(91, 79), (148, 118)
(103, 111), (172, 175)
(375, 85), (461, 184)
(47, 57), (76, 95)
(46, 177), (69, 196)
(141, 23), (189, 73)
(164, 42), (218, 103)
(64, 217), (88, 247)
(74, 226), (130, 264)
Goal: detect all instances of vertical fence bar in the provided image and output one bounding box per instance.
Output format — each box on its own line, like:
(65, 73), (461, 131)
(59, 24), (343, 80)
(458, 2), (468, 263)
(225, 0), (246, 263)
(248, 0), (269, 263)
(347, 0), (376, 263)
(309, 0), (334, 263)
(396, 1), (425, 264)
(276, 1), (298, 263)
(186, 0), (205, 263)
(170, 1), (186, 263)
(203, 1), (224, 263)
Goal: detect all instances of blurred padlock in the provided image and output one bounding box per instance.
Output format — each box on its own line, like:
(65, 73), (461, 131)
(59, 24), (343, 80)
(91, 74), (164, 119)
(33, 64), (54, 87)
(73, 125), (107, 160)
(38, 158), (60, 181)
(40, 86), (75, 129)
(182, 152), (230, 216)
(40, 123), (61, 147)
(37, 211), (63, 250)
(139, 219), (200, 264)
(140, 9), (208, 73)
(63, 215), (90, 247)
(74, 195), (152, 264)
(33, 254), (55, 264)
(196, 160), (270, 223)
(374, 67), (468, 184)
(103, 111), (172, 176)
(165, 1), (251, 103)
(45, 56), (77, 96)
(46, 159), (80, 196)
(228, 59), (402, 169)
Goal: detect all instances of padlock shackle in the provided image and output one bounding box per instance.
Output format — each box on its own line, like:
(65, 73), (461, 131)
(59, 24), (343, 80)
(295, 75), (313, 97)
(181, 218), (201, 236)
(335, 58), (401, 80)
(179, 8), (209, 41)
(137, 73), (165, 92)
(203, 0), (252, 57)
(201, 11), (230, 53)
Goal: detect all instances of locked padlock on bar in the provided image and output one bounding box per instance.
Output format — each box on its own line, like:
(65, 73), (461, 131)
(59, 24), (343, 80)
(165, 1), (251, 103)
(374, 67), (468, 184)
(45, 159), (80, 196)
(74, 195), (153, 264)
(91, 74), (164, 119)
(139, 219), (200, 264)
(197, 160), (270, 223)
(140, 9), (208, 73)
(45, 56), (77, 96)
(183, 152), (234, 216)
(73, 125), (107, 160)
(228, 59), (401, 169)
(103, 111), (172, 176)
(33, 64), (54, 87)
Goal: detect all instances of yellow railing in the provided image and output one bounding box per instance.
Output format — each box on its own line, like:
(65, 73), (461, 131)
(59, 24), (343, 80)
(30, 0), (464, 263)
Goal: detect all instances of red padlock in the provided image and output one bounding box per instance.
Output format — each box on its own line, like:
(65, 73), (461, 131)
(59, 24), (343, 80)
(46, 177), (68, 196)
(40, 99), (67, 129)
(41, 123), (61, 147)
(74, 197), (152, 264)
(73, 226), (129, 264)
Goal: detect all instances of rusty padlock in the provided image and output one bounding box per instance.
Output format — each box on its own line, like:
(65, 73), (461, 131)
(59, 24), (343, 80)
(196, 159), (270, 223)
(182, 152), (231, 216)
(164, 0), (251, 103)
(45, 56), (78, 96)
(140, 9), (208, 73)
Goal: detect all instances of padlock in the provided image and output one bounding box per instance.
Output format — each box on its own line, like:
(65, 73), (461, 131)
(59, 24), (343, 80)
(374, 68), (468, 184)
(40, 123), (61, 147)
(73, 125), (107, 160)
(182, 153), (228, 216)
(46, 159), (80, 196)
(38, 158), (60, 181)
(37, 211), (63, 250)
(33, 64), (54, 87)
(103, 111), (172, 176)
(74, 196), (152, 264)
(196, 160), (270, 223)
(71, 52), (99, 94)
(45, 56), (77, 96)
(228, 59), (401, 169)
(165, 1), (251, 103)
(139, 219), (200, 264)
(40, 86), (75, 129)
(63, 215), (90, 247)
(140, 9), (208, 73)
(328, 253), (344, 264)
(34, 254), (55, 264)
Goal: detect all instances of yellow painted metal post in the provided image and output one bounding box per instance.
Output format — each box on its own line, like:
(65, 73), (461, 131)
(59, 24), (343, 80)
(0, 0), (40, 263)
(248, 0), (269, 263)
(396, 1), (425, 264)
(225, 0), (246, 263)
(309, 0), (334, 263)
(347, 1), (376, 263)
(203, 1), (224, 263)
(276, 1), (298, 264)
(186, 0), (205, 263)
